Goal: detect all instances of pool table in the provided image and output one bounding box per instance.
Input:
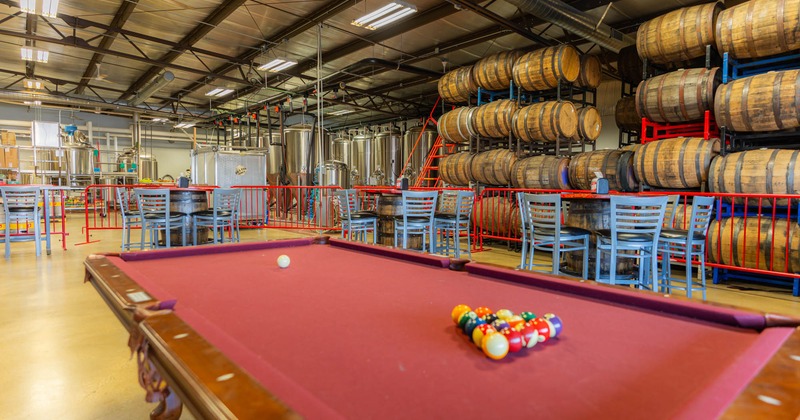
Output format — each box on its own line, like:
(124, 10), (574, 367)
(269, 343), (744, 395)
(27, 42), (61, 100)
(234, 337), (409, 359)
(84, 237), (800, 419)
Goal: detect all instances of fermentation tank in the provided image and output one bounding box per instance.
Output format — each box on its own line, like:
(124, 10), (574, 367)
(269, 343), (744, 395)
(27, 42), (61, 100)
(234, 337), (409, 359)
(283, 124), (329, 185)
(350, 133), (372, 185)
(402, 127), (439, 183)
(139, 154), (158, 180)
(330, 137), (351, 172)
(265, 132), (283, 185)
(370, 129), (402, 186)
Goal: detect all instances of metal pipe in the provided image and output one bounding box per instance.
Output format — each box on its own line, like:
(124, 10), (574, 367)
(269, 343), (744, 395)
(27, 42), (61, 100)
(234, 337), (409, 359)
(503, 0), (633, 53)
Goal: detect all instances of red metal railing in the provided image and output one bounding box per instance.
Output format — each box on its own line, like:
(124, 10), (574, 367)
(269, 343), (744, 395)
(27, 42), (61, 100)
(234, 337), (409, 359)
(640, 111), (719, 144)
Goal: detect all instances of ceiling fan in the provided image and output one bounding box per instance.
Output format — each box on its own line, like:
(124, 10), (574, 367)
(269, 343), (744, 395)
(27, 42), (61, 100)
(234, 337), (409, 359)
(82, 63), (121, 85)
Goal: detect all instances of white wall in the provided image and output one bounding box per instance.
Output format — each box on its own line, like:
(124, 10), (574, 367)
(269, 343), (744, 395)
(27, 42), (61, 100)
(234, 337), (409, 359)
(593, 79), (624, 150)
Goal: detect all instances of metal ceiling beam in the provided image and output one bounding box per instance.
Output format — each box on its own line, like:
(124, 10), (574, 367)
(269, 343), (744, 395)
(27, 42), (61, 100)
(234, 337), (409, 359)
(119, 0), (248, 101)
(75, 0), (139, 95)
(24, 13), (37, 78)
(177, 0), (362, 102)
(445, 0), (554, 46)
(0, 29), (253, 86)
(213, 2), (459, 110)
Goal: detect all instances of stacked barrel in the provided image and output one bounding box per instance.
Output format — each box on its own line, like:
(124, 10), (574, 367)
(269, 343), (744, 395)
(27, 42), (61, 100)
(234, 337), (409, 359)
(436, 45), (604, 190)
(706, 0), (800, 278)
(628, 2), (725, 192)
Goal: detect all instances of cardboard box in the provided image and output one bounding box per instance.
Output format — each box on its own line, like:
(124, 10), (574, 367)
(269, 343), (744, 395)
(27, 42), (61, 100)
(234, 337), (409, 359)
(5, 148), (18, 168)
(1, 131), (16, 146)
(0, 150), (6, 168)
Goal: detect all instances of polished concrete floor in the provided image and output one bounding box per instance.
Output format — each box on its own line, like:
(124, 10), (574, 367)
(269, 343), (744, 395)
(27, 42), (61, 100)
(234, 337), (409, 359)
(1, 216), (798, 419)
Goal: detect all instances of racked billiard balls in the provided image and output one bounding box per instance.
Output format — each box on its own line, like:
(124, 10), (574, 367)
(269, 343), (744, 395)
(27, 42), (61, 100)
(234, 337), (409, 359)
(544, 313), (563, 337)
(482, 313), (499, 324)
(473, 306), (493, 318)
(495, 308), (514, 320)
(519, 323), (539, 348)
(507, 315), (525, 329)
(491, 319), (510, 331)
(481, 331), (509, 360)
(501, 328), (523, 353)
(472, 324), (496, 347)
(451, 304), (472, 324)
(530, 318), (552, 343)
(458, 311), (479, 330)
(464, 318), (486, 336)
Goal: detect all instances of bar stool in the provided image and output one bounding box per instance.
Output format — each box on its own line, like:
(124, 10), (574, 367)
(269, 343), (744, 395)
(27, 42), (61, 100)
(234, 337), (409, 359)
(116, 187), (143, 250)
(518, 193), (591, 279)
(433, 190), (474, 258)
(335, 189), (377, 244)
(0, 186), (42, 258)
(394, 190), (438, 252)
(658, 196), (715, 299)
(192, 188), (241, 245)
(135, 189), (186, 248)
(595, 195), (668, 289)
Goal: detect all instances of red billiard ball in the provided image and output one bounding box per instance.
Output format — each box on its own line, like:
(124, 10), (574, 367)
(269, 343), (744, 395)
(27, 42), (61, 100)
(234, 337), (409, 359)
(501, 328), (523, 353)
(451, 304), (472, 324)
(481, 331), (509, 360)
(519, 323), (539, 348)
(530, 318), (552, 343)
(472, 324), (496, 347)
(474, 306), (493, 318)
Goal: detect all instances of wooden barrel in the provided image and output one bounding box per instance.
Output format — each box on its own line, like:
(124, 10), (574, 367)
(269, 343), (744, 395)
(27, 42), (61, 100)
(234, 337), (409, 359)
(512, 45), (581, 91)
(572, 106), (602, 143)
(475, 196), (521, 237)
(716, 0), (800, 60)
(618, 45), (645, 85)
(472, 99), (518, 139)
(376, 193), (423, 249)
(438, 66), (477, 104)
(564, 198), (636, 279)
(671, 204), (694, 230)
(708, 149), (800, 206)
(714, 69), (800, 132)
(633, 137), (721, 189)
(166, 190), (209, 245)
(708, 217), (800, 273)
(470, 149), (517, 186)
(576, 55), (602, 89)
(473, 51), (520, 91)
(568, 149), (638, 192)
(438, 107), (476, 144)
(439, 152), (474, 186)
(636, 2), (723, 64)
(635, 67), (720, 123)
(511, 101), (577, 143)
(511, 155), (571, 190)
(615, 96), (641, 132)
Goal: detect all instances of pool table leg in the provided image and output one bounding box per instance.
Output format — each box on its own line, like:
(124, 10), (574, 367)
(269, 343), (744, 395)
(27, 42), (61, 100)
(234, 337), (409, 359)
(149, 389), (182, 420)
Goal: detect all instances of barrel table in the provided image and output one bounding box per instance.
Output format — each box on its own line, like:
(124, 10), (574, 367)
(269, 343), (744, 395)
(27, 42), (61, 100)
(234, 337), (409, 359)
(376, 193), (423, 250)
(161, 188), (211, 246)
(562, 193), (635, 280)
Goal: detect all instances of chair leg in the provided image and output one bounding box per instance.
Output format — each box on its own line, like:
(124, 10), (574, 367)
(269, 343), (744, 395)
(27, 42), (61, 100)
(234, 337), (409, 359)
(685, 249), (693, 299)
(551, 245), (560, 276)
(582, 236), (589, 280)
(4, 223), (10, 259)
(519, 232), (527, 270)
(594, 247), (602, 282)
(393, 222), (398, 247)
(34, 211), (41, 257)
(466, 224), (472, 259)
(699, 245), (707, 300)
(192, 220), (199, 246)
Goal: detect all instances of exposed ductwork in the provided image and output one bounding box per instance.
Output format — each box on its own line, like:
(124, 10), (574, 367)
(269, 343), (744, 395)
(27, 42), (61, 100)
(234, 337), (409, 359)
(503, 0), (634, 53)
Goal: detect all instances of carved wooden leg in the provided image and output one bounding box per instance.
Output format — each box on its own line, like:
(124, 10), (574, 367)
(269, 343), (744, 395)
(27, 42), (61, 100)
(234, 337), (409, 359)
(149, 389), (182, 420)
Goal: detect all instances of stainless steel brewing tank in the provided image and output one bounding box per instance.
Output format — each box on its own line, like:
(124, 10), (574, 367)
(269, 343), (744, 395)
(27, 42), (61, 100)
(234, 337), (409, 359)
(403, 127), (438, 181)
(139, 154), (158, 180)
(282, 125), (329, 183)
(350, 133), (372, 185)
(330, 137), (351, 171)
(318, 160), (350, 189)
(371, 130), (402, 186)
(265, 132), (283, 184)
(63, 142), (95, 176)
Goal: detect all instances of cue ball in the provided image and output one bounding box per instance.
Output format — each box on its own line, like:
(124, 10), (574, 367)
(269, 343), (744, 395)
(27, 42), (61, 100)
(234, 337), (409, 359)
(277, 255), (291, 268)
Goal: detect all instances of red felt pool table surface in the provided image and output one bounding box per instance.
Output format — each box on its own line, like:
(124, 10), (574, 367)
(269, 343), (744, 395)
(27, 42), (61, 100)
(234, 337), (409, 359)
(85, 237), (800, 419)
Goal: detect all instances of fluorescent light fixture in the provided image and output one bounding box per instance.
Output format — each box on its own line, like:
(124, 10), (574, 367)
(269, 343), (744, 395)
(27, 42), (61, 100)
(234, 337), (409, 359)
(152, 118), (168, 122)
(20, 47), (49, 63)
(23, 100), (42, 106)
(257, 58), (298, 72)
(351, 2), (417, 30)
(24, 79), (43, 90)
(175, 122), (195, 129)
(205, 88), (234, 97)
(329, 109), (355, 116)
(19, 0), (59, 17)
